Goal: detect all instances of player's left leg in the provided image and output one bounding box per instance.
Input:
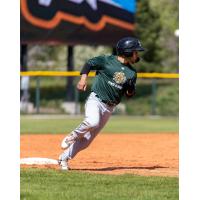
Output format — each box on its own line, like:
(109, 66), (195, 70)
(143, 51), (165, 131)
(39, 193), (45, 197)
(58, 95), (115, 170)
(58, 92), (101, 169)
(61, 92), (101, 150)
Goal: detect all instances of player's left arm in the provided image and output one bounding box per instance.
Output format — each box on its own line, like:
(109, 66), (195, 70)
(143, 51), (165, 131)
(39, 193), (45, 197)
(124, 73), (137, 98)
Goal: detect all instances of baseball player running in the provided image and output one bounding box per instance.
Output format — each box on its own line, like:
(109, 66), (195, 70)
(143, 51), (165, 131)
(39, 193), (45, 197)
(58, 37), (145, 170)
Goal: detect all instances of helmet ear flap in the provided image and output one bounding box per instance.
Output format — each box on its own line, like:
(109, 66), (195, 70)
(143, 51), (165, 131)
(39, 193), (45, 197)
(116, 45), (133, 57)
(123, 50), (133, 57)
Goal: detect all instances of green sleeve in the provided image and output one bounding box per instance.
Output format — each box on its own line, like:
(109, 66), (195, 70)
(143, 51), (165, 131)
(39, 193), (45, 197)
(86, 56), (106, 71)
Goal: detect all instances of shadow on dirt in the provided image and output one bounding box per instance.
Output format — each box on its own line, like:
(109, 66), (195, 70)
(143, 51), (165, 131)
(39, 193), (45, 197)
(72, 165), (168, 172)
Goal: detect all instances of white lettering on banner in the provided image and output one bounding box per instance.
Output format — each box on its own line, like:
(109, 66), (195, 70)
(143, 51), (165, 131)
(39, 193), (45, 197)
(108, 81), (122, 90)
(69, 0), (98, 10)
(38, 0), (52, 7)
(69, 0), (120, 10)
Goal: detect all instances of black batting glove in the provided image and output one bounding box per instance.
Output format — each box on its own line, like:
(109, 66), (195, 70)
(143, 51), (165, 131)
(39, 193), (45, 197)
(124, 78), (136, 97)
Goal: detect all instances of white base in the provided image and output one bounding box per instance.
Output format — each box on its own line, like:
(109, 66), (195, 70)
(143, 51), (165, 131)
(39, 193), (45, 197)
(20, 157), (58, 165)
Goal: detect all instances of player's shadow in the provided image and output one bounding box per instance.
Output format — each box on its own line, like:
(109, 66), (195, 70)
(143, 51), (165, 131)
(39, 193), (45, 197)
(73, 165), (167, 172)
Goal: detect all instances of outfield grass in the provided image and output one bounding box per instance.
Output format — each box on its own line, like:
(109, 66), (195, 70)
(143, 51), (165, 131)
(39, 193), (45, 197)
(20, 115), (178, 134)
(21, 168), (178, 200)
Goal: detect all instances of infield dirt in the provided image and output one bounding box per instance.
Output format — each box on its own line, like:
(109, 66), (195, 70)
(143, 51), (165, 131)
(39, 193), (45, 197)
(20, 133), (178, 177)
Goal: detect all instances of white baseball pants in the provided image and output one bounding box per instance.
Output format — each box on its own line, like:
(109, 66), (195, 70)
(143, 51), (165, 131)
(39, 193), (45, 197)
(60, 92), (115, 160)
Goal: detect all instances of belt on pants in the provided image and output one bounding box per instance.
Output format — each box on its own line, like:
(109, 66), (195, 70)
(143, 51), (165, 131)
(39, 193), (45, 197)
(95, 94), (117, 106)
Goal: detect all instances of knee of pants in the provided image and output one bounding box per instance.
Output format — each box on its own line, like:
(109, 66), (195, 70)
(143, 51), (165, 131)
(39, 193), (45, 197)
(86, 118), (99, 129)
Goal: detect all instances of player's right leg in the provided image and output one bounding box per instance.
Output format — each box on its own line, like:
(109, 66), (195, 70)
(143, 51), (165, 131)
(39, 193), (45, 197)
(61, 132), (78, 149)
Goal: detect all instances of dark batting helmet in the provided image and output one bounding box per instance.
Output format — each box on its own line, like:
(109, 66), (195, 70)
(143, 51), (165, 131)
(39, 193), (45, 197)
(116, 37), (145, 57)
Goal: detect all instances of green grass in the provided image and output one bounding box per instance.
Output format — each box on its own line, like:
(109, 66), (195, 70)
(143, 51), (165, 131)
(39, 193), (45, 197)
(21, 168), (178, 200)
(20, 115), (178, 134)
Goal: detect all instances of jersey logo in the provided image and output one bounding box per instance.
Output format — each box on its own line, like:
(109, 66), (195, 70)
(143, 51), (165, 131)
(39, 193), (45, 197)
(113, 72), (126, 84)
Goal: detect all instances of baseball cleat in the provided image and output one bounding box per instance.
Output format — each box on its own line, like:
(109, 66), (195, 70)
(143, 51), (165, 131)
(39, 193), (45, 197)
(61, 133), (76, 149)
(58, 156), (70, 170)
(58, 160), (69, 170)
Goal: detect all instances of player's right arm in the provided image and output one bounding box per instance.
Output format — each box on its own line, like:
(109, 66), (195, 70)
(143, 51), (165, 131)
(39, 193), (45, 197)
(77, 74), (88, 91)
(77, 56), (105, 91)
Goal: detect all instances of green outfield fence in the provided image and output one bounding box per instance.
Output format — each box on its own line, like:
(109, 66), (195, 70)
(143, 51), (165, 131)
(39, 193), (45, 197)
(20, 71), (179, 114)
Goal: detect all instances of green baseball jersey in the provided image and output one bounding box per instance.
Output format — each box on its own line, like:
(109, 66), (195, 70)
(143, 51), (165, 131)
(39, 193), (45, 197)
(86, 55), (137, 104)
